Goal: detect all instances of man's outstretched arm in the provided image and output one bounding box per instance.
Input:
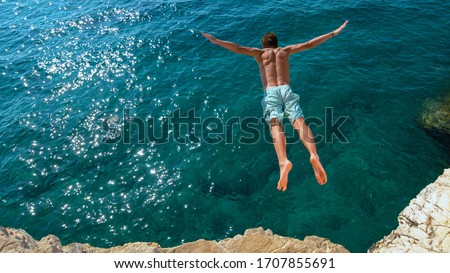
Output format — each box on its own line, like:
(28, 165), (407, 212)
(284, 20), (348, 54)
(202, 32), (263, 57)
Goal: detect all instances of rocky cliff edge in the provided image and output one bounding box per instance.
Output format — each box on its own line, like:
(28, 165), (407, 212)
(0, 226), (349, 253)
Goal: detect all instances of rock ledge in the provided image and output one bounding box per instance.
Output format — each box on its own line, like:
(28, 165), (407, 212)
(0, 227), (349, 253)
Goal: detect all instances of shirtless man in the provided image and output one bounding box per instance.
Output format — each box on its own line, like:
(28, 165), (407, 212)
(202, 20), (348, 191)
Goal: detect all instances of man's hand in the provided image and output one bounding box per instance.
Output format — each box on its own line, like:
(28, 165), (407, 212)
(202, 32), (218, 44)
(284, 20), (349, 54)
(332, 20), (349, 36)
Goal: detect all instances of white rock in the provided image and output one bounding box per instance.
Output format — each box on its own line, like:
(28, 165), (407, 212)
(369, 169), (450, 253)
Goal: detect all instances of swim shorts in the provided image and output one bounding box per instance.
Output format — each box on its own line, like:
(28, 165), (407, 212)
(261, 85), (304, 124)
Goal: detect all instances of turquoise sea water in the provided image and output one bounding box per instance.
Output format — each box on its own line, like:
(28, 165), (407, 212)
(0, 0), (449, 252)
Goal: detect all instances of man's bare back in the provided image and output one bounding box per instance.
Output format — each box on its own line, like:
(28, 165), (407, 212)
(202, 21), (348, 190)
(257, 48), (291, 90)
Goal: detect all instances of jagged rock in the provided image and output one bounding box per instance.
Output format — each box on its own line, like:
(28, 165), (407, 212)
(218, 227), (348, 253)
(0, 226), (348, 253)
(34, 235), (63, 253)
(108, 242), (161, 253)
(369, 168), (450, 253)
(61, 242), (161, 253)
(0, 228), (37, 252)
(62, 243), (90, 253)
(166, 239), (227, 253)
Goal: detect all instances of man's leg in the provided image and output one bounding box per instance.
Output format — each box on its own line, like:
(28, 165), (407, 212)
(270, 118), (293, 191)
(292, 117), (327, 185)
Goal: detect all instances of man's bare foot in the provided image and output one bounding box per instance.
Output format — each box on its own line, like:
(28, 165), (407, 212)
(310, 155), (327, 185)
(277, 161), (293, 191)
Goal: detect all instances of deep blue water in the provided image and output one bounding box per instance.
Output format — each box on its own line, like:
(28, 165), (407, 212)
(0, 0), (449, 252)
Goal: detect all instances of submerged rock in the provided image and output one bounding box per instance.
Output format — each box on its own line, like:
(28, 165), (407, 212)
(0, 226), (348, 253)
(369, 168), (450, 253)
(417, 93), (450, 136)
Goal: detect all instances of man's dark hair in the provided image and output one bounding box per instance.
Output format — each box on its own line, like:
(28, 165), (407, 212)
(261, 32), (278, 48)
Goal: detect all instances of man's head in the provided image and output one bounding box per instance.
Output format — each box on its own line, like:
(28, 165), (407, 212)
(261, 32), (278, 48)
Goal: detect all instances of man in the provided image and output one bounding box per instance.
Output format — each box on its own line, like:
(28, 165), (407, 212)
(202, 20), (348, 191)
